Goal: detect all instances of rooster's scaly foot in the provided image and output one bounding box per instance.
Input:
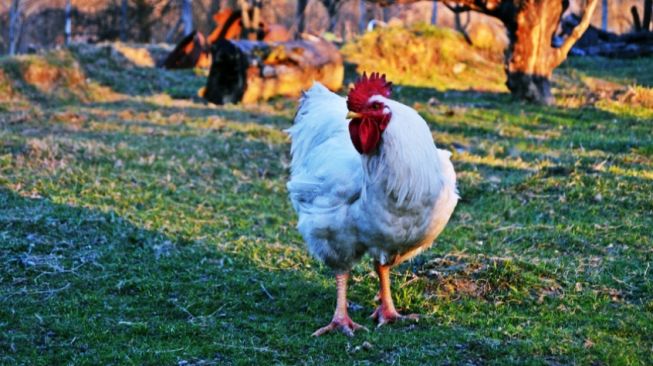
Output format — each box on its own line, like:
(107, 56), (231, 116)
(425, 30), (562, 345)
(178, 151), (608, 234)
(370, 307), (419, 327)
(312, 315), (368, 337)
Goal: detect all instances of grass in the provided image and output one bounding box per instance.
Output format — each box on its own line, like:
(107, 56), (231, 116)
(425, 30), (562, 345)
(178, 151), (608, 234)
(0, 41), (652, 365)
(342, 24), (506, 92)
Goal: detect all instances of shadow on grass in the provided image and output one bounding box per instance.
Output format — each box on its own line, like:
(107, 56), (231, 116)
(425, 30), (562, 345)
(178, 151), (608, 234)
(86, 99), (292, 128)
(0, 186), (362, 364)
(69, 45), (205, 99)
(2, 184), (599, 366)
(560, 56), (653, 87)
(395, 85), (652, 156)
(2, 63), (653, 364)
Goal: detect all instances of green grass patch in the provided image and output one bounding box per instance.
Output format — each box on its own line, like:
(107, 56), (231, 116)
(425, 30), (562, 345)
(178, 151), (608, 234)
(0, 44), (652, 365)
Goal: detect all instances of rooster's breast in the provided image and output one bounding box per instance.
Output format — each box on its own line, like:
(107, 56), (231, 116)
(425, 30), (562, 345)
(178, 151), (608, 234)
(356, 166), (458, 266)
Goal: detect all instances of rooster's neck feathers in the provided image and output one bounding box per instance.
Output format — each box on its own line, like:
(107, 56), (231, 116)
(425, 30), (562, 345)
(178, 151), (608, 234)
(360, 96), (442, 208)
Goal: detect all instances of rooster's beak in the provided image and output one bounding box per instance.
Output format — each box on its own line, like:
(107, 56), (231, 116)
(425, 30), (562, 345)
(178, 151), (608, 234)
(346, 111), (362, 119)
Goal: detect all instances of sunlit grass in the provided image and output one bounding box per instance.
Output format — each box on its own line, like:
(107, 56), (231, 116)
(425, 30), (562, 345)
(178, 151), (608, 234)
(342, 24), (506, 92)
(0, 45), (652, 365)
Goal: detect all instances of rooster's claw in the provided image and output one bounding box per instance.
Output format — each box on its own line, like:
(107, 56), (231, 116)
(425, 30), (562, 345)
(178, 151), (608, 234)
(312, 316), (368, 337)
(370, 307), (419, 327)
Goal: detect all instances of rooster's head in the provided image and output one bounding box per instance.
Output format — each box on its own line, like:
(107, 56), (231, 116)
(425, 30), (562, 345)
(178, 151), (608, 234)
(346, 72), (393, 155)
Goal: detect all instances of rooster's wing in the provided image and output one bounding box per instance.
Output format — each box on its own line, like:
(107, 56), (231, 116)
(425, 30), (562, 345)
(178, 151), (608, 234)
(286, 82), (362, 217)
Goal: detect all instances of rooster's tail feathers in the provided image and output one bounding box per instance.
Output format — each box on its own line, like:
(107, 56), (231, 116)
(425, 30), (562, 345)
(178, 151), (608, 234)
(286, 82), (349, 171)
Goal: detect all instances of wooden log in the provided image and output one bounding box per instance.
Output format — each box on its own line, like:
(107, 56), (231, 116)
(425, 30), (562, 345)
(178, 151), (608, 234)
(207, 9), (245, 43)
(203, 36), (344, 105)
(162, 9), (293, 71)
(162, 30), (211, 69)
(207, 8), (291, 44)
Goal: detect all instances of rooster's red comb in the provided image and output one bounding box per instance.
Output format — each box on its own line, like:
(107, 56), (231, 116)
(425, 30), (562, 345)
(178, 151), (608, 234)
(347, 72), (392, 112)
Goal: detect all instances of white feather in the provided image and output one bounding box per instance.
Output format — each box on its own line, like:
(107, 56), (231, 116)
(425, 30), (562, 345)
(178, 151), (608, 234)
(286, 83), (362, 214)
(287, 82), (458, 271)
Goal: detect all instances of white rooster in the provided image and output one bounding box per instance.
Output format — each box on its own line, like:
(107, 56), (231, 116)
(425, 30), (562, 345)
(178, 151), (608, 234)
(287, 73), (458, 336)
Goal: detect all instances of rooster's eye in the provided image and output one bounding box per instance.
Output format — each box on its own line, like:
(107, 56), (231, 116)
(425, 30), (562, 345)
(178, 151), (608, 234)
(371, 102), (381, 110)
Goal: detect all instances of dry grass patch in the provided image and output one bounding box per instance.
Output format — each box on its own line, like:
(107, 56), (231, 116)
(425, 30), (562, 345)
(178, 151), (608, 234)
(619, 85), (653, 108)
(0, 50), (119, 104)
(342, 24), (506, 92)
(419, 255), (562, 303)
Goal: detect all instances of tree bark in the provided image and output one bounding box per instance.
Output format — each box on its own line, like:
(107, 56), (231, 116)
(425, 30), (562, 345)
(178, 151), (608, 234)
(182, 0), (193, 36)
(644, 0), (652, 31)
(120, 0), (128, 41)
(65, 0), (72, 45)
(601, 0), (608, 31)
(321, 0), (340, 33)
(448, 4), (472, 44)
(239, 0), (262, 40)
(208, 0), (221, 29)
(362, 0), (599, 105)
(504, 0), (567, 104)
(8, 0), (21, 55)
(431, 2), (438, 25)
(632, 6), (642, 32)
(359, 0), (367, 33)
(297, 0), (308, 36)
(166, 18), (183, 42)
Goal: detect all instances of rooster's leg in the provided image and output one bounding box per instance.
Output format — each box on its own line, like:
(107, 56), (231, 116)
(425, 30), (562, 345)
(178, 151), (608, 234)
(370, 262), (419, 326)
(312, 273), (367, 337)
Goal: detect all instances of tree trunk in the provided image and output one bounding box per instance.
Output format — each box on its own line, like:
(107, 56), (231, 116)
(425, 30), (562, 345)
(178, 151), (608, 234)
(632, 6), (642, 32)
(359, 0), (367, 33)
(208, 0), (221, 30)
(503, 0), (565, 104)
(182, 0), (193, 36)
(8, 0), (21, 55)
(65, 0), (72, 45)
(364, 0), (599, 104)
(323, 0), (339, 33)
(120, 0), (128, 41)
(250, 0), (262, 40)
(373, 3), (384, 22)
(644, 0), (652, 31)
(297, 0), (308, 36)
(601, 0), (608, 31)
(453, 10), (472, 44)
(431, 2), (438, 25)
(166, 18), (183, 42)
(505, 0), (598, 104)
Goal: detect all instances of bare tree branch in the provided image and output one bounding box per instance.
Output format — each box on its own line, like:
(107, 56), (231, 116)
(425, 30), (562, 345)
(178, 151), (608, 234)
(367, 0), (500, 15)
(443, 2), (471, 14)
(553, 0), (599, 67)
